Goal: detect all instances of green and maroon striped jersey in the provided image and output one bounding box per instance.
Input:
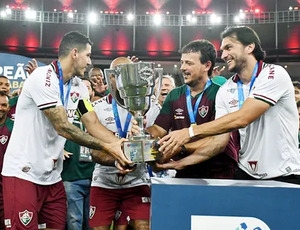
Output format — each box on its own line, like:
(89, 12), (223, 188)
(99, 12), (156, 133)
(154, 76), (239, 179)
(155, 78), (223, 131)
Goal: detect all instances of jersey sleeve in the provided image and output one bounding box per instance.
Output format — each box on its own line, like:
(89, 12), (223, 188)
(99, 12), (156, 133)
(154, 92), (172, 131)
(27, 66), (60, 110)
(215, 84), (229, 119)
(249, 65), (289, 106)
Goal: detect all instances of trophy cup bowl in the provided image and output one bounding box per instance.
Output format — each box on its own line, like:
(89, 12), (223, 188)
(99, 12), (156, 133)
(104, 62), (162, 163)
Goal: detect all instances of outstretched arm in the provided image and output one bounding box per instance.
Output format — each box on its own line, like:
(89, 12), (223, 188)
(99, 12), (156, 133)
(157, 133), (230, 170)
(158, 98), (270, 153)
(43, 106), (131, 166)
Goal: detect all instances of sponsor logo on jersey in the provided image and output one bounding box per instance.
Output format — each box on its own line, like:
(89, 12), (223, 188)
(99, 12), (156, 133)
(0, 135), (8, 144)
(174, 115), (185, 119)
(229, 99), (239, 108)
(175, 108), (184, 114)
(248, 161), (258, 173)
(89, 206), (96, 219)
(70, 92), (79, 103)
(198, 105), (208, 118)
(104, 107), (113, 112)
(19, 210), (33, 226)
(66, 109), (77, 118)
(105, 116), (115, 124)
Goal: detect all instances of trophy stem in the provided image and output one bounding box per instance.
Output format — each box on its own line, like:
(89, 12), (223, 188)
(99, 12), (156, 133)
(135, 114), (146, 138)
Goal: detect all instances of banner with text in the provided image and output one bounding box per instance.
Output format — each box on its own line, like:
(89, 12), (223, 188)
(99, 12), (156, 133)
(0, 53), (45, 93)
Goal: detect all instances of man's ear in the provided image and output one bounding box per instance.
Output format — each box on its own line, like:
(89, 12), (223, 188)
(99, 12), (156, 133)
(71, 48), (78, 60)
(246, 43), (255, 54)
(205, 60), (212, 72)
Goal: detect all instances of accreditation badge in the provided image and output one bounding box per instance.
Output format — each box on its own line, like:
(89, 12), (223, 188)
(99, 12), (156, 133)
(79, 146), (92, 162)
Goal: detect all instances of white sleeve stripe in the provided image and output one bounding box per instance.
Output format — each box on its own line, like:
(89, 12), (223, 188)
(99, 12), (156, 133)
(38, 101), (58, 109)
(253, 94), (276, 106)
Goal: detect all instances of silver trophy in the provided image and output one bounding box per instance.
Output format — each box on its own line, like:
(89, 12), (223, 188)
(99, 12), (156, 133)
(104, 62), (162, 163)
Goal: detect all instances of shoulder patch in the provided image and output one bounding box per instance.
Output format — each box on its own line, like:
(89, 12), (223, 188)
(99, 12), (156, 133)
(211, 76), (227, 86)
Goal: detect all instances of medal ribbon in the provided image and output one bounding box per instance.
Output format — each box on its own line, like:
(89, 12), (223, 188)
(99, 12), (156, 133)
(186, 79), (211, 124)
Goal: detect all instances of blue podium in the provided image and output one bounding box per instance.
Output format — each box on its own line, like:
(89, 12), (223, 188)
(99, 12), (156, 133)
(150, 178), (300, 230)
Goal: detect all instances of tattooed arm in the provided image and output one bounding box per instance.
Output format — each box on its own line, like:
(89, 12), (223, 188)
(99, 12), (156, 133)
(43, 105), (131, 166)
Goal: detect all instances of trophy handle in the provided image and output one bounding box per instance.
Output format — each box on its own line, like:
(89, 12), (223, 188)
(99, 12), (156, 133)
(104, 68), (127, 109)
(153, 68), (163, 105)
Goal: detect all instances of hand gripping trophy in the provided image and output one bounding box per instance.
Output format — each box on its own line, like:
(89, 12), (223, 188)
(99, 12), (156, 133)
(104, 62), (162, 163)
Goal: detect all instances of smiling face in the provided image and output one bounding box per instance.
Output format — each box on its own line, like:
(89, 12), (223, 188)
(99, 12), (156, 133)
(0, 77), (10, 95)
(220, 36), (249, 73)
(0, 94), (9, 123)
(73, 43), (92, 77)
(180, 52), (209, 88)
(158, 77), (175, 104)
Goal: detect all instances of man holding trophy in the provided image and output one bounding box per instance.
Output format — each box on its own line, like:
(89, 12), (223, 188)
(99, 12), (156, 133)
(89, 57), (161, 230)
(146, 39), (239, 179)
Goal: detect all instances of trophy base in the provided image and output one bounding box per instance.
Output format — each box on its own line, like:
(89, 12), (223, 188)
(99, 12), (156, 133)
(123, 137), (159, 163)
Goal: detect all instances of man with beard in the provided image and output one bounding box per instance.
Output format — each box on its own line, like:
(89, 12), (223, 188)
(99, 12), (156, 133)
(158, 26), (300, 184)
(146, 39), (238, 179)
(1, 31), (130, 229)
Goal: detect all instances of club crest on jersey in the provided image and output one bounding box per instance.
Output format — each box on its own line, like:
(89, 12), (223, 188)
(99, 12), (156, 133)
(0, 135), (8, 144)
(89, 206), (96, 219)
(198, 105), (209, 118)
(248, 161), (258, 173)
(227, 88), (236, 94)
(19, 210), (33, 226)
(70, 92), (79, 103)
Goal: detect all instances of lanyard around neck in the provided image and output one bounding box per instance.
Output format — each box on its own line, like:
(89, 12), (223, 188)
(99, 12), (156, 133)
(186, 79), (211, 125)
(57, 61), (72, 108)
(237, 62), (259, 109)
(112, 98), (132, 138)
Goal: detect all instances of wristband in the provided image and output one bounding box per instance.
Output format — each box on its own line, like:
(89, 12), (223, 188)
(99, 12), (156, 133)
(188, 125), (195, 138)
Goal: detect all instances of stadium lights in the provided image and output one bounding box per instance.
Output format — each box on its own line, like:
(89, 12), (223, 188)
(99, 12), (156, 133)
(187, 14), (197, 24)
(0, 10), (7, 18)
(87, 12), (98, 24)
(210, 13), (221, 24)
(25, 8), (36, 20)
(67, 12), (74, 18)
(153, 13), (162, 26)
(127, 13), (135, 21)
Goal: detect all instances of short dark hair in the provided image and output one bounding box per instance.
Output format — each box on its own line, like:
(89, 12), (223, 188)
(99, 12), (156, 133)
(221, 26), (266, 61)
(0, 75), (8, 80)
(179, 39), (216, 76)
(58, 31), (93, 58)
(293, 81), (300, 89)
(0, 91), (9, 100)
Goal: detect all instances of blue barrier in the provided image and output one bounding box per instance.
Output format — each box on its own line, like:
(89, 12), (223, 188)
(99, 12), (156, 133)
(151, 178), (300, 230)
